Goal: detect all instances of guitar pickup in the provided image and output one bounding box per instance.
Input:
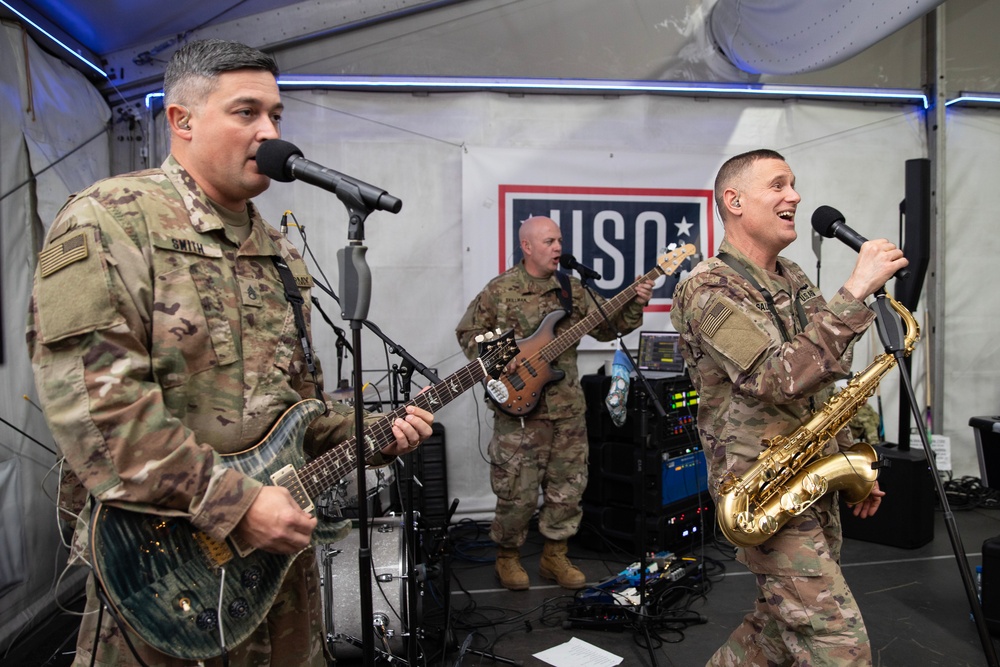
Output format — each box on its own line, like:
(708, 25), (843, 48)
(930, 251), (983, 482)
(271, 464), (315, 514)
(194, 530), (235, 567)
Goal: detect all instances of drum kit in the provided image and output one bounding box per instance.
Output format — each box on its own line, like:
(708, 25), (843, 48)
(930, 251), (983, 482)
(318, 516), (419, 661)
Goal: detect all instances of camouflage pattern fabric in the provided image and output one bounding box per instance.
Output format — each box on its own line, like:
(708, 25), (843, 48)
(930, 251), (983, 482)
(26, 156), (379, 665)
(456, 262), (643, 545)
(849, 403), (882, 444)
(670, 239), (877, 666)
(486, 413), (589, 547)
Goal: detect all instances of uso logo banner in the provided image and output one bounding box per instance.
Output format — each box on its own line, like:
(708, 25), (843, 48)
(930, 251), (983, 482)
(462, 147), (719, 346)
(499, 185), (712, 313)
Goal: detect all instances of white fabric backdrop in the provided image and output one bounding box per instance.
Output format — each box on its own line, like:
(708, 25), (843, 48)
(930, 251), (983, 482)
(249, 90), (991, 521)
(0, 23), (109, 650)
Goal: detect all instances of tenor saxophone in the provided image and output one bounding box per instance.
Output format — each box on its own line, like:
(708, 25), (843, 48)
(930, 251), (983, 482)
(716, 294), (920, 548)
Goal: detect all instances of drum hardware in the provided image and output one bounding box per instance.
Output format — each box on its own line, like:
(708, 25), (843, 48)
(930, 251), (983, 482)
(319, 517), (420, 661)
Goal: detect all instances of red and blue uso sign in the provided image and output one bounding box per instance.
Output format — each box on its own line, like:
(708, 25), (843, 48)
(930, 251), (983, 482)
(498, 185), (714, 312)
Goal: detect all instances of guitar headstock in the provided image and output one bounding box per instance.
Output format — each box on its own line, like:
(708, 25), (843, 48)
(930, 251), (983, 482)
(656, 243), (698, 277)
(475, 329), (519, 379)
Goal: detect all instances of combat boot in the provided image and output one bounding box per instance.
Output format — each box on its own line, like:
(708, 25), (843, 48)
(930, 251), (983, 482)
(539, 539), (586, 589)
(495, 547), (530, 591)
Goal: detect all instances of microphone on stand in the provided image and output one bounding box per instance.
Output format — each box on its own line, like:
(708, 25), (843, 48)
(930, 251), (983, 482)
(810, 205), (909, 281)
(256, 139), (402, 214)
(559, 254), (602, 280)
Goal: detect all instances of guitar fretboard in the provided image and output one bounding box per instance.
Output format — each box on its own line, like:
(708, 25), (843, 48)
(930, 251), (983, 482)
(295, 343), (506, 500)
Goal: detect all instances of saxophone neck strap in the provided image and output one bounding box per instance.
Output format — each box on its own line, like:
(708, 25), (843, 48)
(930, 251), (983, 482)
(717, 251), (808, 344)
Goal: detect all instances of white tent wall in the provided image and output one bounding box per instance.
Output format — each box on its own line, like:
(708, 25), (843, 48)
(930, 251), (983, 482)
(234, 89), (999, 521)
(0, 22), (109, 654)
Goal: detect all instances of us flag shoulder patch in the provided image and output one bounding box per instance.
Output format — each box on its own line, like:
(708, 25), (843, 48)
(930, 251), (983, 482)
(39, 228), (89, 278)
(701, 301), (732, 338)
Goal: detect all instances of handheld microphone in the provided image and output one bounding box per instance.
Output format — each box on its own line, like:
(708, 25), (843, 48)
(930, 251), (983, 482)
(559, 254), (602, 280)
(256, 139), (402, 214)
(810, 206), (909, 281)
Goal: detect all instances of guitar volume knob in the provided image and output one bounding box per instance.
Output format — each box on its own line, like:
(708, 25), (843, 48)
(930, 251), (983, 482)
(241, 567), (262, 589)
(229, 597), (251, 618)
(195, 609), (218, 631)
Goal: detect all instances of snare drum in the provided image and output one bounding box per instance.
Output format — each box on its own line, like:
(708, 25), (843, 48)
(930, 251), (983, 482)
(319, 517), (419, 659)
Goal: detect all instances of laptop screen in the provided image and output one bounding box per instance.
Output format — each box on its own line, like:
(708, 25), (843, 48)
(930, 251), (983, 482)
(636, 331), (684, 374)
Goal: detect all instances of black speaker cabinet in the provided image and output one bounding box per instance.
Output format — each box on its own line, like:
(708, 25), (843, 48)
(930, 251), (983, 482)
(981, 535), (1000, 636)
(840, 444), (935, 549)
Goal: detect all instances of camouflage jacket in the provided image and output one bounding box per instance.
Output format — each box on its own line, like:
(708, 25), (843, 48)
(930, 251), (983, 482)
(26, 156), (372, 546)
(670, 239), (875, 500)
(456, 261), (644, 420)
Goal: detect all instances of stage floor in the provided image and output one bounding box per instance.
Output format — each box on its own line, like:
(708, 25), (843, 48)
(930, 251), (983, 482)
(7, 502), (1000, 666)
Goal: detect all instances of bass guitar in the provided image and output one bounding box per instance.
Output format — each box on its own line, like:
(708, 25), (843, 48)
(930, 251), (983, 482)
(484, 244), (696, 416)
(89, 330), (517, 660)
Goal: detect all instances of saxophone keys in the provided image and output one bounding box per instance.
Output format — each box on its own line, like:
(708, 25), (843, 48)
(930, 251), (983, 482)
(802, 473), (829, 498)
(780, 492), (805, 514)
(735, 511), (755, 533)
(757, 514), (779, 536)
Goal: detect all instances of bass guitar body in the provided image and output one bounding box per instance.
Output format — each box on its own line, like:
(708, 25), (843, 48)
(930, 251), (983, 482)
(484, 310), (567, 416)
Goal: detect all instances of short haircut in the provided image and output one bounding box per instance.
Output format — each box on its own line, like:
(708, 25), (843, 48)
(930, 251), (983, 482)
(714, 148), (786, 217)
(164, 39), (279, 108)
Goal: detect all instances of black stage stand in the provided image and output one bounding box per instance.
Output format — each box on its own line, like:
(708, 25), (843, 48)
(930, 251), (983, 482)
(871, 293), (999, 667)
(571, 269), (667, 666)
(334, 173), (405, 666)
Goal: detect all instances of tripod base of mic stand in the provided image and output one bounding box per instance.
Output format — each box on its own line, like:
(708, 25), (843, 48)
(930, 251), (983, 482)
(840, 443), (935, 549)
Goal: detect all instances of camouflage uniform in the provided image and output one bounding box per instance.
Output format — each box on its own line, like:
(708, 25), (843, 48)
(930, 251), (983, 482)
(456, 262), (644, 547)
(670, 239), (876, 667)
(27, 156), (389, 666)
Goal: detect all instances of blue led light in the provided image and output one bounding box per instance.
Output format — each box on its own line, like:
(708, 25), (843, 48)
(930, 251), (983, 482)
(1, 0), (106, 78)
(144, 75), (936, 110)
(946, 92), (1000, 107)
(275, 74), (930, 109)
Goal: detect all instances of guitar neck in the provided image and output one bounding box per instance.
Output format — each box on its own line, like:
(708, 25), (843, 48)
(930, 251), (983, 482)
(544, 264), (664, 360)
(296, 357), (488, 500)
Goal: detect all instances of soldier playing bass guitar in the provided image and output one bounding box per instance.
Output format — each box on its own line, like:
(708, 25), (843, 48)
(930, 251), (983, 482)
(456, 215), (662, 592)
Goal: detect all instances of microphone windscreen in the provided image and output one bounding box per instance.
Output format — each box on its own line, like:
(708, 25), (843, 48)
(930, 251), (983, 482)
(255, 139), (302, 182)
(811, 205), (845, 238)
(559, 254), (575, 270)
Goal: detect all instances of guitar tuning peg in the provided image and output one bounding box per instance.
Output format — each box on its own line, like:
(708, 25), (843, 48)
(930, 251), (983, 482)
(483, 331), (495, 340)
(474, 333), (484, 343)
(494, 327), (502, 336)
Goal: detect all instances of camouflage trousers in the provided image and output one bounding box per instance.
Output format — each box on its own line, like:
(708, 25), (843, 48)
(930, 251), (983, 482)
(73, 550), (327, 667)
(709, 498), (871, 667)
(488, 413), (588, 548)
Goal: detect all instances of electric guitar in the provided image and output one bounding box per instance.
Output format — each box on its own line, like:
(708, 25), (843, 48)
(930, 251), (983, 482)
(88, 330), (517, 660)
(484, 244), (696, 416)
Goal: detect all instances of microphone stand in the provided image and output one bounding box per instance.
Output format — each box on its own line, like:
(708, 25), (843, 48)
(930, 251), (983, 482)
(871, 292), (999, 667)
(578, 276), (664, 666)
(336, 184), (379, 666)
(336, 222), (439, 666)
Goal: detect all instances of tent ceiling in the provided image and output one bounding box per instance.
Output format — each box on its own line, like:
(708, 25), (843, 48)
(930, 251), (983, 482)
(3, 0), (998, 107)
(18, 0), (285, 55)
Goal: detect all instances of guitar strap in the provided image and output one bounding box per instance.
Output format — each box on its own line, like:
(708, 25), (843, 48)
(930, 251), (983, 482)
(555, 271), (573, 313)
(272, 257), (327, 411)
